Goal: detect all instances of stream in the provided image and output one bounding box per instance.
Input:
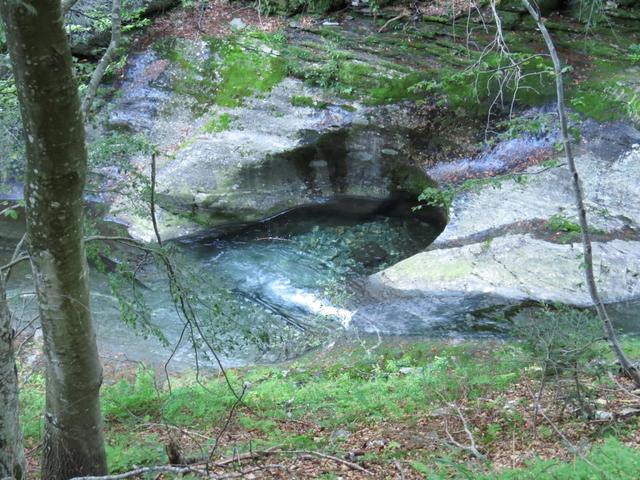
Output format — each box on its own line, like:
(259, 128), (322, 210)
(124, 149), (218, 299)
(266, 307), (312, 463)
(1, 198), (445, 370)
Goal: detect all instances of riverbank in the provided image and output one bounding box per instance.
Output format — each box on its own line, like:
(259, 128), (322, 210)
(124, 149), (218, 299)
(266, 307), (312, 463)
(17, 334), (640, 478)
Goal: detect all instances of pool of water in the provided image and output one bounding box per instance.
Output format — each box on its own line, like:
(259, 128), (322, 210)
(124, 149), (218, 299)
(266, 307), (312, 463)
(1, 200), (442, 370)
(4, 199), (638, 372)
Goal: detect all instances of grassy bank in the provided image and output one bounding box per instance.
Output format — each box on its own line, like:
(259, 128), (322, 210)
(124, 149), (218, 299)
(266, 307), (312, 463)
(19, 335), (640, 478)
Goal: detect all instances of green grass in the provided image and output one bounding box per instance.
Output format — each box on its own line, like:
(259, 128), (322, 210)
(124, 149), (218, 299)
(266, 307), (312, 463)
(290, 95), (329, 109)
(480, 438), (640, 480)
(18, 338), (640, 475)
(203, 113), (232, 133)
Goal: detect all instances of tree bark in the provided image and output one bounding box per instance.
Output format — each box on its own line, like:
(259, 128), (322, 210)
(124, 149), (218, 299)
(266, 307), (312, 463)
(520, 0), (640, 386)
(0, 276), (25, 480)
(0, 0), (109, 477)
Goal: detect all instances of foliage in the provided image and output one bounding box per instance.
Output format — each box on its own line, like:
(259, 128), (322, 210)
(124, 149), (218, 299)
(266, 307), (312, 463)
(203, 113), (233, 133)
(629, 44), (640, 64)
(496, 112), (555, 140)
(481, 437), (640, 479)
(547, 213), (604, 243)
(19, 338), (640, 475)
(409, 52), (554, 114)
(102, 366), (164, 421)
(88, 132), (152, 169)
(517, 305), (608, 417)
(290, 95), (328, 108)
(0, 72), (24, 180)
(547, 213), (581, 234)
(256, 0), (345, 16)
(87, 0), (151, 35)
(18, 372), (45, 444)
(415, 186), (455, 211)
(106, 433), (165, 473)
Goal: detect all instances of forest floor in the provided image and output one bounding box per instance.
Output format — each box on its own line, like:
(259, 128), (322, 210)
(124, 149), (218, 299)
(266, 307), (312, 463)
(17, 334), (640, 479)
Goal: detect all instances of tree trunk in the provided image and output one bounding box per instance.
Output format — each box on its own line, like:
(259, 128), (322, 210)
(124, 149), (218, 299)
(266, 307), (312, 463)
(0, 0), (108, 477)
(0, 276), (25, 480)
(520, 0), (640, 386)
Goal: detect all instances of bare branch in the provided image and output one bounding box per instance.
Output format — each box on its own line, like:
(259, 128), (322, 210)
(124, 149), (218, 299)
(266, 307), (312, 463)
(443, 403), (487, 461)
(3, 233), (27, 284)
(81, 0), (121, 117)
(520, 0), (640, 387)
(0, 255), (29, 274)
(70, 465), (209, 479)
(286, 450), (372, 474)
(150, 153), (162, 247)
(0, 203), (19, 218)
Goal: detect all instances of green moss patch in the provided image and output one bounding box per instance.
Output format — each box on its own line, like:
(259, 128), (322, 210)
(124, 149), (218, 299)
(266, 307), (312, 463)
(155, 32), (288, 111)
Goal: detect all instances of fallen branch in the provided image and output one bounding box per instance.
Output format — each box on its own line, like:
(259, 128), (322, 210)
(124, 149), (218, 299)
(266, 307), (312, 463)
(70, 463), (287, 480)
(607, 372), (640, 401)
(290, 450), (373, 474)
(378, 10), (410, 33)
(210, 445), (282, 467)
(201, 447), (371, 474)
(70, 465), (209, 480)
(444, 403), (487, 461)
(394, 459), (405, 480)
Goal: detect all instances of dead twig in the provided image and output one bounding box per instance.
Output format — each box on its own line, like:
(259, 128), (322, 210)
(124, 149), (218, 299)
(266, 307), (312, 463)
(70, 465), (209, 480)
(291, 450), (372, 474)
(607, 371), (640, 401)
(443, 403), (487, 461)
(378, 10), (410, 33)
(394, 459), (405, 479)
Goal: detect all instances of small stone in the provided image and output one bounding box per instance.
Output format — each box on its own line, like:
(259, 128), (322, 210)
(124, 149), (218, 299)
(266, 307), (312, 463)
(367, 438), (386, 448)
(229, 18), (246, 31)
(619, 408), (640, 418)
(330, 429), (351, 441)
(381, 148), (398, 156)
(595, 410), (614, 421)
(399, 367), (424, 375)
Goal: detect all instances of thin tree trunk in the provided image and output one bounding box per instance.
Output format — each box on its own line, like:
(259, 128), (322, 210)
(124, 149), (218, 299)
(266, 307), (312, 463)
(0, 0), (108, 477)
(521, 0), (640, 386)
(0, 276), (25, 480)
(81, 0), (121, 117)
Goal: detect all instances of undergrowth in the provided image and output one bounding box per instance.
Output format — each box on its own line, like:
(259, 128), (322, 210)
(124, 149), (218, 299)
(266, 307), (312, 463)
(19, 336), (640, 477)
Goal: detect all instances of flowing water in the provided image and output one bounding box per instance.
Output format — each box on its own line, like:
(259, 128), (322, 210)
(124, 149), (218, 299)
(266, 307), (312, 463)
(1, 199), (442, 370)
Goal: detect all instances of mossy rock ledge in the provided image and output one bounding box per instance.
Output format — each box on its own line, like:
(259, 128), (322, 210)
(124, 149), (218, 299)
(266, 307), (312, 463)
(104, 43), (445, 239)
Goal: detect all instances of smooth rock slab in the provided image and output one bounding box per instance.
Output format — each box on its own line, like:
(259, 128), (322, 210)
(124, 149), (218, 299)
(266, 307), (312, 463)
(436, 141), (640, 246)
(367, 234), (640, 307)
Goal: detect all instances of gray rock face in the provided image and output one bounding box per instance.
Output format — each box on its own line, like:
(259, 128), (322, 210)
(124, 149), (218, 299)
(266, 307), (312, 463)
(105, 43), (443, 237)
(358, 128), (640, 333)
(155, 109), (436, 226)
(437, 144), (640, 246)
